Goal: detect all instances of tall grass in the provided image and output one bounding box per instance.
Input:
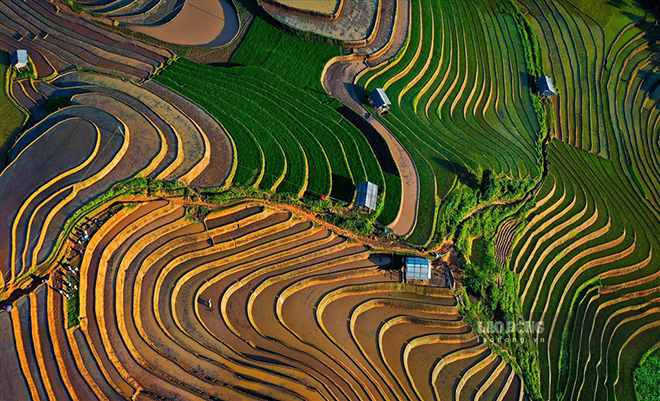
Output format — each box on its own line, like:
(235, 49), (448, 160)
(0, 51), (26, 162)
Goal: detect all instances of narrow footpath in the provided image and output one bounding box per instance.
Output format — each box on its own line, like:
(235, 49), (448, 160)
(322, 0), (418, 237)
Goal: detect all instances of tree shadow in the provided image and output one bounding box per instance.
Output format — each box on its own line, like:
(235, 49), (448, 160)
(207, 62), (245, 68)
(330, 173), (355, 202)
(336, 105), (399, 175)
(520, 71), (533, 91)
(433, 156), (479, 189)
(343, 81), (366, 112)
(635, 68), (660, 109)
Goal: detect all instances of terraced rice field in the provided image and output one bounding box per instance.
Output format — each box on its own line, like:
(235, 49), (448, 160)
(483, 2), (660, 398)
(1, 0), (659, 398)
(269, 0), (340, 15)
(505, 140), (660, 400)
(259, 0), (379, 43)
(0, 70), (233, 291)
(358, 0), (543, 245)
(517, 0), (660, 212)
(156, 17), (400, 215)
(76, 0), (185, 26)
(130, 0), (240, 47)
(157, 60), (385, 202)
(0, 0), (173, 82)
(0, 200), (525, 400)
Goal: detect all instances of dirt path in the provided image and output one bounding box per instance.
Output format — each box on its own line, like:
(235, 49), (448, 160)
(131, 0), (239, 47)
(366, 115), (419, 236)
(322, 0), (417, 237)
(159, 194), (425, 256)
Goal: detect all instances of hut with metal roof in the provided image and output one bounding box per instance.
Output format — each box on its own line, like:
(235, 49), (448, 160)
(405, 257), (431, 281)
(537, 76), (556, 96)
(11, 50), (28, 71)
(354, 181), (378, 211)
(369, 88), (391, 115)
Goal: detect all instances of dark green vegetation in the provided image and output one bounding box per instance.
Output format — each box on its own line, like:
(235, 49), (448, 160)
(469, 236), (488, 266)
(229, 16), (337, 95)
(41, 96), (71, 114)
(66, 284), (80, 328)
(458, 191), (542, 398)
(0, 51), (25, 160)
(157, 17), (399, 219)
(15, 60), (36, 81)
(635, 347), (660, 401)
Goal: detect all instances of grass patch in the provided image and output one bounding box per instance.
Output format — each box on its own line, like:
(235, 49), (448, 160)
(66, 284), (80, 328)
(0, 51), (26, 162)
(635, 346), (660, 401)
(229, 16), (340, 96)
(470, 236), (488, 266)
(42, 96), (71, 114)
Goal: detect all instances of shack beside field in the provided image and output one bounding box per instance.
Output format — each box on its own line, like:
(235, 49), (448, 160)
(405, 256), (431, 281)
(355, 181), (378, 211)
(369, 88), (391, 114)
(11, 50), (28, 71)
(537, 76), (556, 96)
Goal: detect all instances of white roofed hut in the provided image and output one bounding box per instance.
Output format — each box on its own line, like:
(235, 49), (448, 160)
(11, 50), (28, 71)
(354, 181), (378, 211)
(369, 88), (391, 115)
(537, 76), (557, 96)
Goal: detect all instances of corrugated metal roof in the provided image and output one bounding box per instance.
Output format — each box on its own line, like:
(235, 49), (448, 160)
(537, 76), (556, 95)
(355, 181), (378, 210)
(405, 257), (431, 280)
(12, 50), (28, 67)
(369, 88), (391, 108)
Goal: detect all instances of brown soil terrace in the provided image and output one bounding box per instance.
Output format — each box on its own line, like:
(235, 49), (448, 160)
(271, 0), (340, 15)
(131, 0), (240, 47)
(260, 0), (378, 43)
(0, 70), (234, 294)
(0, 198), (525, 400)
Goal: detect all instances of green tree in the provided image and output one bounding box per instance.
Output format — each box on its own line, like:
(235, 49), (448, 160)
(480, 170), (497, 201)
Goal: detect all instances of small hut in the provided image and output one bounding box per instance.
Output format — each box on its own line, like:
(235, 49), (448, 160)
(537, 76), (556, 96)
(354, 181), (378, 211)
(369, 88), (391, 115)
(11, 50), (28, 71)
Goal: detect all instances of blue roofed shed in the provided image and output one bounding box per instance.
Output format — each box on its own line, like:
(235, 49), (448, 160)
(355, 181), (378, 211)
(405, 257), (431, 281)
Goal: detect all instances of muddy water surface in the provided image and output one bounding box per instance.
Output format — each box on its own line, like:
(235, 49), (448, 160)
(132, 0), (239, 47)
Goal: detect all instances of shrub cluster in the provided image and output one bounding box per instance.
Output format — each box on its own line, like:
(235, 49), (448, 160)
(436, 170), (535, 240)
